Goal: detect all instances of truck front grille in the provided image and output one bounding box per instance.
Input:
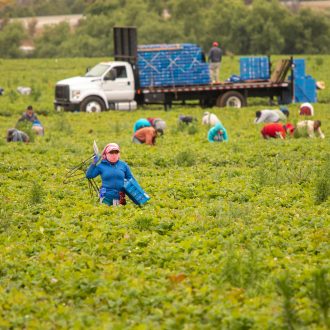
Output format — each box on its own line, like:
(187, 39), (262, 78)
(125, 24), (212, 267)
(55, 85), (70, 101)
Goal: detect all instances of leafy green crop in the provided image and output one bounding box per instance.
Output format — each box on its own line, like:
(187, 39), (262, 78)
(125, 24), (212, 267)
(0, 57), (329, 329)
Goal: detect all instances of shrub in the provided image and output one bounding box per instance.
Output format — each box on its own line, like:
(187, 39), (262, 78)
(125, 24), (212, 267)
(54, 114), (73, 134)
(174, 150), (196, 167)
(315, 157), (330, 204)
(15, 121), (35, 142)
(30, 181), (44, 204)
(276, 274), (297, 329)
(188, 124), (198, 135)
(134, 216), (154, 231)
(309, 268), (330, 326)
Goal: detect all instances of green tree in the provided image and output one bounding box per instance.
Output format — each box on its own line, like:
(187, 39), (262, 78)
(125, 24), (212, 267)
(85, 0), (123, 16)
(34, 22), (71, 57)
(203, 0), (248, 54)
(243, 0), (286, 54)
(0, 21), (25, 58)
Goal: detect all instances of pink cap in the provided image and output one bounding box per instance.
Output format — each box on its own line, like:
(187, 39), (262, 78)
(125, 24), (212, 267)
(101, 143), (120, 159)
(213, 41), (219, 47)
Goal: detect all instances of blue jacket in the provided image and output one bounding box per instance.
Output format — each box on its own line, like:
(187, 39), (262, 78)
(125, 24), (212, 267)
(208, 123), (228, 142)
(86, 159), (133, 199)
(133, 118), (151, 133)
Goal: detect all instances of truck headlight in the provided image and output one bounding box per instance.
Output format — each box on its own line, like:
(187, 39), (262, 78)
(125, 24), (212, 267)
(71, 90), (81, 99)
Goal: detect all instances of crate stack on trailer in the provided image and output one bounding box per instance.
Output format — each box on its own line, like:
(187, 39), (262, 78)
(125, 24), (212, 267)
(239, 56), (270, 81)
(137, 44), (211, 87)
(292, 59), (317, 103)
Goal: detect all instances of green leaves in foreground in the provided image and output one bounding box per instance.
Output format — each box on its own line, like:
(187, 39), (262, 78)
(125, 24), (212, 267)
(315, 156), (330, 204)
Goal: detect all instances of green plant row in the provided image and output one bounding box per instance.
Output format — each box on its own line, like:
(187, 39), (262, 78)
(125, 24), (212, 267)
(0, 57), (329, 329)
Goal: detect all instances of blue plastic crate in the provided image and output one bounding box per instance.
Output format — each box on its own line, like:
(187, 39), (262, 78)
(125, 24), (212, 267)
(294, 76), (317, 103)
(138, 43), (210, 87)
(293, 59), (305, 78)
(124, 178), (150, 205)
(239, 56), (269, 80)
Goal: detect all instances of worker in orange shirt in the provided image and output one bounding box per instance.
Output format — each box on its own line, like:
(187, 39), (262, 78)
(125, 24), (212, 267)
(132, 126), (160, 145)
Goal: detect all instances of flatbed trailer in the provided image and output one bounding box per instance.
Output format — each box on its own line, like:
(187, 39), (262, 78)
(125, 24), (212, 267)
(138, 80), (292, 110)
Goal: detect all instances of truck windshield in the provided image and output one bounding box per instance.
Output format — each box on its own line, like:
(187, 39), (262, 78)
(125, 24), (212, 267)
(85, 64), (110, 77)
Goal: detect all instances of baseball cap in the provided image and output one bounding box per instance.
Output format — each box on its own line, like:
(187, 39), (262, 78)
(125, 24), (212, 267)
(280, 106), (289, 116)
(108, 143), (120, 152)
(213, 41), (219, 47)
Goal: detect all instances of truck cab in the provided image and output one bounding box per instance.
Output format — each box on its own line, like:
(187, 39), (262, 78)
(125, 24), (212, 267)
(54, 61), (136, 112)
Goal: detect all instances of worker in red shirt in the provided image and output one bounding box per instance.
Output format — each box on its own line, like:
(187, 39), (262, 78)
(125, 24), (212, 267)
(261, 123), (294, 139)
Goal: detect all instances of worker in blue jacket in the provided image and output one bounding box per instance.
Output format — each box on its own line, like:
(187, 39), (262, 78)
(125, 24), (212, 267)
(86, 143), (134, 206)
(208, 122), (228, 142)
(133, 118), (151, 133)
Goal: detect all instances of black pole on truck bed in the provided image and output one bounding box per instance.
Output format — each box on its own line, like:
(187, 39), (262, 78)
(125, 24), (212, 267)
(113, 26), (140, 90)
(113, 26), (137, 64)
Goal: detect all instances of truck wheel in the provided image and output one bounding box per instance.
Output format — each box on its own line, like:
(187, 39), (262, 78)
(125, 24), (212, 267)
(80, 97), (106, 113)
(216, 91), (246, 108)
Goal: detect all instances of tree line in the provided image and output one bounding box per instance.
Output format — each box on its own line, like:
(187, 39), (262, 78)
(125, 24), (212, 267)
(0, 0), (330, 58)
(0, 0), (88, 17)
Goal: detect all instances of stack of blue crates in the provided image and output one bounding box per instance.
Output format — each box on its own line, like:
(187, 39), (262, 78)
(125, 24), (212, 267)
(137, 44), (211, 87)
(124, 178), (150, 206)
(292, 59), (317, 103)
(240, 56), (270, 80)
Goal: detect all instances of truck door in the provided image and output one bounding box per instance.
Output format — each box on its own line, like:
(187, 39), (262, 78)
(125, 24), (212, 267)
(102, 65), (134, 101)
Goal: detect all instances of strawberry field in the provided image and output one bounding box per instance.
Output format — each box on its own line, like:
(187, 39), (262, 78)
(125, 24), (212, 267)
(0, 57), (329, 329)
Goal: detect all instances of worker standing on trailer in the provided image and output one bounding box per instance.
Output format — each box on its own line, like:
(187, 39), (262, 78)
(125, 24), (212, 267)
(208, 41), (222, 83)
(86, 143), (134, 206)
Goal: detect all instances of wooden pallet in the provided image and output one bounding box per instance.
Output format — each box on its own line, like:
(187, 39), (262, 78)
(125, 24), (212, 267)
(270, 59), (291, 83)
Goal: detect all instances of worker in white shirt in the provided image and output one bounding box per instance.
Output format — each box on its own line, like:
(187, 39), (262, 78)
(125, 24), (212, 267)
(202, 111), (221, 126)
(254, 107), (289, 124)
(296, 120), (325, 139)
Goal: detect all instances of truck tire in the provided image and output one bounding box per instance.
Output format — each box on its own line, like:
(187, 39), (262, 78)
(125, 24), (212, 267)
(80, 96), (106, 113)
(216, 91), (247, 108)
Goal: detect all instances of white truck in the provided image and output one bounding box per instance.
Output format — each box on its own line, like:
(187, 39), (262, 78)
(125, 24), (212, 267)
(54, 27), (296, 112)
(55, 61), (138, 112)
